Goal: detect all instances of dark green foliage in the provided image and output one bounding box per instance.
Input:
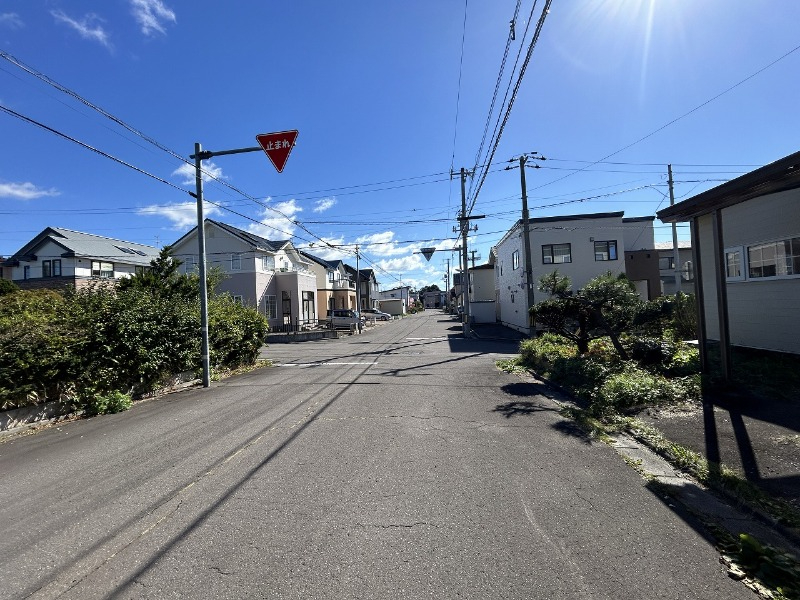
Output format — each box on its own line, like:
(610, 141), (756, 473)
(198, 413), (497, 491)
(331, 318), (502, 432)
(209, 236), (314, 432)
(633, 292), (697, 340)
(0, 278), (19, 296)
(208, 294), (269, 368)
(532, 271), (641, 357)
(0, 248), (269, 413)
(518, 332), (701, 417)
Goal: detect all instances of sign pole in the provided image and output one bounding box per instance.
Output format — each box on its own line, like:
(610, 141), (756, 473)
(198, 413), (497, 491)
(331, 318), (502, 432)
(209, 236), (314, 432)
(195, 142), (211, 388)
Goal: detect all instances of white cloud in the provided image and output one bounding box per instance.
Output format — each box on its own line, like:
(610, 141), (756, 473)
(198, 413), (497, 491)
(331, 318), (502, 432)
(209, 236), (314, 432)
(172, 161), (225, 185)
(0, 181), (59, 200)
(137, 201), (219, 229)
(130, 0), (176, 36)
(313, 197), (336, 213)
(0, 13), (24, 28)
(51, 10), (112, 49)
(247, 199), (302, 239)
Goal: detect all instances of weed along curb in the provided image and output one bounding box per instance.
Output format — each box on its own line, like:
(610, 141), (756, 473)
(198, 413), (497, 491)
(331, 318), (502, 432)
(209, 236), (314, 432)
(497, 359), (800, 598)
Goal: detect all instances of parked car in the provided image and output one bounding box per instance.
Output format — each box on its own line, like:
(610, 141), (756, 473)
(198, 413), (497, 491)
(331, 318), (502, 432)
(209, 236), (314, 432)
(362, 308), (391, 321)
(328, 309), (364, 329)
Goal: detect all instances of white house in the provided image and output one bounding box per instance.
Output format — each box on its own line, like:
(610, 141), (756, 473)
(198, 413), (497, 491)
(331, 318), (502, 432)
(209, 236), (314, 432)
(468, 264), (495, 323)
(379, 285), (412, 314)
(658, 150), (800, 377)
(171, 220), (317, 330)
(2, 227), (159, 290)
(491, 212), (660, 334)
(655, 241), (694, 295)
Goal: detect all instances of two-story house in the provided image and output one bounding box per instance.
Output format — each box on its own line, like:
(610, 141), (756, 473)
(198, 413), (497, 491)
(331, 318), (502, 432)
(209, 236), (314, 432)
(378, 285), (412, 315)
(299, 251), (357, 317)
(344, 265), (380, 311)
(171, 220), (317, 330)
(655, 241), (694, 295)
(492, 211), (660, 334)
(2, 227), (159, 290)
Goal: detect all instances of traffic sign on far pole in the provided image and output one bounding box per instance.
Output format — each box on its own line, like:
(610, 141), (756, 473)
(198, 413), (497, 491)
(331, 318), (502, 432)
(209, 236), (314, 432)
(256, 130), (299, 173)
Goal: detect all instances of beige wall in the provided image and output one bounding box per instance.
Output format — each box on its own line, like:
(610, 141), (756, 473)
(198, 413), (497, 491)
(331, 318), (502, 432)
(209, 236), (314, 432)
(696, 188), (800, 353)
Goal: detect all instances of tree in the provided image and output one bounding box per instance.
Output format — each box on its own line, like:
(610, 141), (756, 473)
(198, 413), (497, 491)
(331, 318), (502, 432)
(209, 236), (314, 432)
(0, 278), (19, 296)
(118, 245), (224, 299)
(531, 270), (642, 358)
(417, 284), (441, 296)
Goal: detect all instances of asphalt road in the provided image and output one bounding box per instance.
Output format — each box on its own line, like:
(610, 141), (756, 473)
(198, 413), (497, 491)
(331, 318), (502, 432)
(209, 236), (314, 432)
(0, 311), (752, 599)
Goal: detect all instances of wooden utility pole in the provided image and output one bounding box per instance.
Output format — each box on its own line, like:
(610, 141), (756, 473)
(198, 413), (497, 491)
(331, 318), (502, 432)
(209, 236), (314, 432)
(520, 155), (535, 334)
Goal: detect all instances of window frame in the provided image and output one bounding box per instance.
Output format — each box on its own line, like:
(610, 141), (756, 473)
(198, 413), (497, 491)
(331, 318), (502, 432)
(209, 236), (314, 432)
(724, 246), (744, 281)
(52, 259), (61, 277)
(593, 240), (618, 262)
(542, 243), (572, 264)
(746, 237), (800, 280)
(512, 250), (520, 270)
(42, 260), (51, 278)
(263, 255), (275, 271)
(264, 294), (278, 319)
(91, 260), (114, 278)
(231, 253), (242, 271)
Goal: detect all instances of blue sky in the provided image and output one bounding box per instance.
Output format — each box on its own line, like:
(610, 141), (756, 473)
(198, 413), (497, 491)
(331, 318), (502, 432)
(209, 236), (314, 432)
(2, 1), (799, 290)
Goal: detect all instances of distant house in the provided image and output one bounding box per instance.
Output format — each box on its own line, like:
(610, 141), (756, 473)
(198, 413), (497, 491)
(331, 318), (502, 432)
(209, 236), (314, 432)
(300, 251), (357, 317)
(655, 241), (694, 295)
(344, 265), (380, 311)
(171, 220), (317, 329)
(422, 290), (446, 309)
(658, 150), (800, 376)
(491, 211), (660, 334)
(379, 285), (412, 314)
(2, 227), (159, 290)
(468, 264), (495, 323)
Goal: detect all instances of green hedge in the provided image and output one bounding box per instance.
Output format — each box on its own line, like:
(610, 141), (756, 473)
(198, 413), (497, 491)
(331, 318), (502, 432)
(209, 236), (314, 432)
(0, 286), (268, 412)
(518, 333), (700, 417)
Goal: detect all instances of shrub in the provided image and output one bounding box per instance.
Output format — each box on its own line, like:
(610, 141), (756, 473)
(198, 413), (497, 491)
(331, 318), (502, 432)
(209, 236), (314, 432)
(81, 390), (132, 416)
(208, 295), (269, 368)
(594, 365), (700, 415)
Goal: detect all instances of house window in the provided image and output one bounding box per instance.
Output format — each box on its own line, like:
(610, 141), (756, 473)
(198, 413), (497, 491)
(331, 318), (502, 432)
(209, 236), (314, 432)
(52, 260), (61, 277)
(725, 248), (743, 280)
(659, 256), (675, 271)
(183, 256), (195, 274)
(512, 250), (520, 270)
(262, 255), (275, 271)
(232, 295), (244, 305)
(328, 270), (335, 282)
(264, 295), (277, 319)
(42, 260), (51, 277)
(91, 261), (114, 278)
(231, 253), (242, 270)
(747, 237), (800, 279)
(23, 265), (30, 280)
(542, 243), (571, 264)
(594, 241), (617, 261)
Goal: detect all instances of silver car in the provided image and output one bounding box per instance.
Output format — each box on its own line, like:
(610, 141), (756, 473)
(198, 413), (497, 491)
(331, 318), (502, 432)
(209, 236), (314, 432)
(362, 308), (391, 321)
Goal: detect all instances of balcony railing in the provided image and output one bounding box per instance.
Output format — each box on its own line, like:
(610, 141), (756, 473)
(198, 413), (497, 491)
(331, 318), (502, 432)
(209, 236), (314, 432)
(331, 279), (355, 290)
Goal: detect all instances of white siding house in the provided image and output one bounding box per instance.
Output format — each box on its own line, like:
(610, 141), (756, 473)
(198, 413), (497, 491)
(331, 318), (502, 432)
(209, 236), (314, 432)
(171, 220), (317, 330)
(2, 227), (158, 290)
(659, 150), (800, 374)
(493, 212), (657, 334)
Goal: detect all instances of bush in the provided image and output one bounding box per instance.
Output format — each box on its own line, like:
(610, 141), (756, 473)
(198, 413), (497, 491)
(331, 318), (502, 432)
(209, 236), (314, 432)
(594, 365), (700, 416)
(208, 295), (269, 368)
(82, 390), (132, 416)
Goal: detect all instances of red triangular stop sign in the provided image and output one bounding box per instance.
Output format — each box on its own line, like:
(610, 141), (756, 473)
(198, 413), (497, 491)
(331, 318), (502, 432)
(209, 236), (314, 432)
(256, 130), (299, 173)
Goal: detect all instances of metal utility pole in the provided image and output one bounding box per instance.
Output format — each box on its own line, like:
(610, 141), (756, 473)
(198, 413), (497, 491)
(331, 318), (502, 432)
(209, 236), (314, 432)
(668, 164), (681, 295)
(453, 168), (485, 336)
(459, 168), (471, 334)
(355, 245), (362, 313)
(520, 155), (535, 335)
(194, 143), (211, 388)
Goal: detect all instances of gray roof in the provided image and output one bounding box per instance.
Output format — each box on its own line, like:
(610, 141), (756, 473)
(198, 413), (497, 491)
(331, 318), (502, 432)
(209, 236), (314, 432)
(205, 220), (289, 252)
(5, 227), (159, 266)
